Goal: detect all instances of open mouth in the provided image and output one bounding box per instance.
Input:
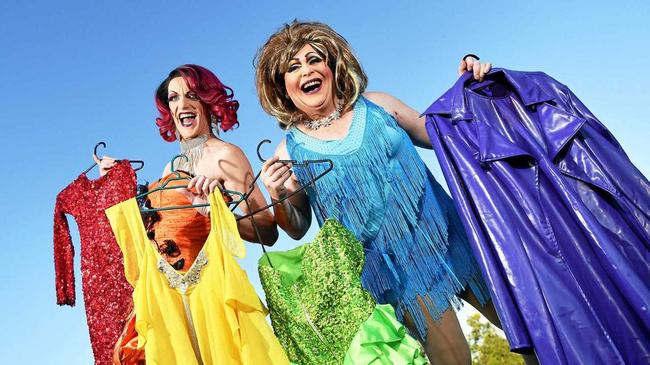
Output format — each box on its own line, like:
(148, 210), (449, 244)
(178, 112), (197, 127)
(301, 78), (322, 94)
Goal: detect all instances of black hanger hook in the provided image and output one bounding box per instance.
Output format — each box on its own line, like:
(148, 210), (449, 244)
(81, 141), (145, 175)
(256, 139), (272, 162)
(93, 142), (107, 159)
(256, 139), (300, 165)
(82, 142), (107, 174)
(170, 154), (189, 172)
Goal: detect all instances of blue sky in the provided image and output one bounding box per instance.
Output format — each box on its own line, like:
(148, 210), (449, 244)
(1, 0), (648, 363)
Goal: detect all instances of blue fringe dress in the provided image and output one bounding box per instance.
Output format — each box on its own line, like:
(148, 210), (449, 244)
(286, 96), (490, 340)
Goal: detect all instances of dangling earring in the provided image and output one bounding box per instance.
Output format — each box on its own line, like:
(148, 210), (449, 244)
(210, 113), (219, 136)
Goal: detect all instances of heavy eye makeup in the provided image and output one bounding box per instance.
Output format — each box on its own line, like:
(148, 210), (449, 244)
(286, 52), (324, 73)
(167, 91), (199, 102)
(307, 55), (322, 64)
(287, 62), (300, 73)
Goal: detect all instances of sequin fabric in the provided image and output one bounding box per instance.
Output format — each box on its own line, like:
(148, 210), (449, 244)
(259, 219), (375, 364)
(53, 161), (136, 365)
(157, 250), (208, 294)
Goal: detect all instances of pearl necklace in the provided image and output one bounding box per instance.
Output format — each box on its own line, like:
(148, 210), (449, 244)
(303, 104), (343, 130)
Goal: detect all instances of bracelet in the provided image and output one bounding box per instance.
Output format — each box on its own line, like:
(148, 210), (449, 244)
(463, 53), (480, 62)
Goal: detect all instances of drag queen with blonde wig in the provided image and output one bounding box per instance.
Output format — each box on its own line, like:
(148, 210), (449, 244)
(254, 21), (524, 365)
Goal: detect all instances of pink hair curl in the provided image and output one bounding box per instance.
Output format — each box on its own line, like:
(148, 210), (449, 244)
(154, 64), (239, 142)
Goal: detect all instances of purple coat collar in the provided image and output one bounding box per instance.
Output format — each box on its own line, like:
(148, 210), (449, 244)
(422, 68), (555, 120)
(425, 69), (588, 160)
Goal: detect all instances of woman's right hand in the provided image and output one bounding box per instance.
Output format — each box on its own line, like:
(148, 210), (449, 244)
(457, 55), (492, 81)
(261, 156), (293, 201)
(93, 154), (117, 177)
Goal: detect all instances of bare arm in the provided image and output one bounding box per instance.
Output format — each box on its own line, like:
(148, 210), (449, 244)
(212, 143), (279, 245)
(260, 139), (312, 240)
(363, 56), (492, 148)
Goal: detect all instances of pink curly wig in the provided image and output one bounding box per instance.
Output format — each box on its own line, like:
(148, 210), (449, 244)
(155, 64), (239, 142)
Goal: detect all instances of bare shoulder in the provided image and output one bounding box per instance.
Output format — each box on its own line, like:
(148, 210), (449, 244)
(364, 91), (421, 123)
(363, 91), (402, 116)
(197, 139), (254, 181)
(162, 162), (172, 177)
(274, 137), (290, 160)
(363, 91), (397, 104)
(203, 139), (246, 161)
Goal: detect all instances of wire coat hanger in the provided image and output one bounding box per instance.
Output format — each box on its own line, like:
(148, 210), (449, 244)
(138, 154), (245, 212)
(82, 141), (145, 175)
(235, 139), (334, 221)
(237, 139), (334, 268)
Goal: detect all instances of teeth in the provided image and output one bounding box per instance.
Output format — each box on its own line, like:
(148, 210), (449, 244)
(303, 80), (320, 89)
(179, 112), (196, 119)
(301, 79), (322, 91)
(179, 112), (196, 127)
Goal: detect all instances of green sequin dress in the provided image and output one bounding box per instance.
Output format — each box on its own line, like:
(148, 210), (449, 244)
(259, 219), (427, 365)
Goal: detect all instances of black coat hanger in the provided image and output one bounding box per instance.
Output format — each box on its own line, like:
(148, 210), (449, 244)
(235, 139), (334, 221)
(138, 154), (245, 212)
(81, 141), (145, 175)
(235, 139), (334, 267)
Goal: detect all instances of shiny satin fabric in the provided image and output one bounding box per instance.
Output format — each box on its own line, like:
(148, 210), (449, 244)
(423, 69), (650, 365)
(145, 174), (212, 271)
(106, 192), (289, 364)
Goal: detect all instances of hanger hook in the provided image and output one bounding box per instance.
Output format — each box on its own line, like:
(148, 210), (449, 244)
(256, 139), (272, 162)
(170, 154), (189, 172)
(93, 142), (107, 159)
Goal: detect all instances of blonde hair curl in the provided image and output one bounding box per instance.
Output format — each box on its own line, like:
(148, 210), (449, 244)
(254, 21), (368, 128)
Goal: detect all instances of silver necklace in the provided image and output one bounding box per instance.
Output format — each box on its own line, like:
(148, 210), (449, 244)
(176, 134), (209, 174)
(303, 104), (342, 130)
(179, 133), (209, 154)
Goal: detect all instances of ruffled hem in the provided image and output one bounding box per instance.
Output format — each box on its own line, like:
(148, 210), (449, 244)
(343, 304), (427, 365)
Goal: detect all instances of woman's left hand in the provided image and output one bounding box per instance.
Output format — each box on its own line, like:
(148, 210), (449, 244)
(182, 175), (222, 215)
(187, 175), (221, 197)
(457, 55), (492, 81)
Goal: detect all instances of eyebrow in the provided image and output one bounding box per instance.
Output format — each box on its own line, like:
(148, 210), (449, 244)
(290, 51), (320, 62)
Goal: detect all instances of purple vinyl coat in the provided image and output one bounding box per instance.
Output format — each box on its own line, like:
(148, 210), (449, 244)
(423, 69), (649, 365)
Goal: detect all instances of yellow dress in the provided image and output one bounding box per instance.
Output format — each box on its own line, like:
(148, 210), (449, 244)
(106, 191), (290, 365)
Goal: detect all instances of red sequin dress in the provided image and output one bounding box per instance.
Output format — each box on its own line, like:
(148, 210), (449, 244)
(53, 161), (136, 365)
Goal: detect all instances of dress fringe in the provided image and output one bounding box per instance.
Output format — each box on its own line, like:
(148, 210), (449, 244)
(288, 97), (490, 340)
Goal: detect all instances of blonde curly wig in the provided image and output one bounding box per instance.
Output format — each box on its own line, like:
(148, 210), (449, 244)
(255, 21), (368, 128)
